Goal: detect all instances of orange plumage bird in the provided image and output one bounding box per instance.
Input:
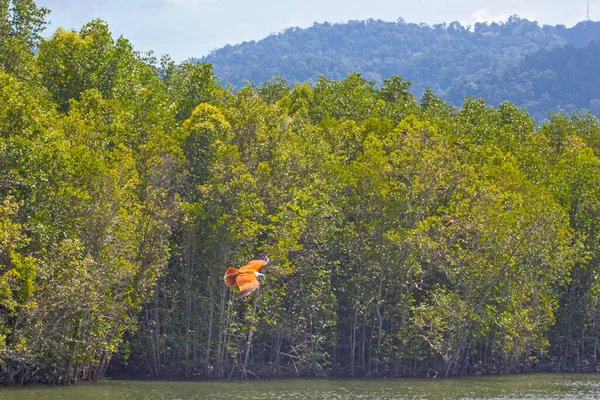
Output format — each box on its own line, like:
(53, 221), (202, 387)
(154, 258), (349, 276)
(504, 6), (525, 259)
(223, 257), (270, 299)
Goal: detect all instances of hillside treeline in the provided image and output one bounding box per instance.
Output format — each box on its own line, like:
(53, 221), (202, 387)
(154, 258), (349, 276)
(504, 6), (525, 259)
(1, 1), (600, 384)
(200, 17), (600, 121)
(201, 16), (600, 91)
(448, 39), (600, 121)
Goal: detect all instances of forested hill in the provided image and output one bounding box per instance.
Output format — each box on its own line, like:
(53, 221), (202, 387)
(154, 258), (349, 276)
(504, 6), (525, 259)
(200, 17), (600, 119)
(447, 40), (600, 120)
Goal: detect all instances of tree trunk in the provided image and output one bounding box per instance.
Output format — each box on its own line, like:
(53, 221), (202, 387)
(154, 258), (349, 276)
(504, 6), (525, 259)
(350, 308), (358, 377)
(205, 286), (215, 377)
(242, 290), (260, 379)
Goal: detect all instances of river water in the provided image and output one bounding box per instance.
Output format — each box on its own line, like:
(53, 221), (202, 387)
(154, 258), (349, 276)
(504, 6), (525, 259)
(1, 374), (600, 399)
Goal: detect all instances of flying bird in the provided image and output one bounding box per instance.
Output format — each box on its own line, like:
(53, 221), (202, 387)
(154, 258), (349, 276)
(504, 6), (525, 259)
(224, 257), (270, 299)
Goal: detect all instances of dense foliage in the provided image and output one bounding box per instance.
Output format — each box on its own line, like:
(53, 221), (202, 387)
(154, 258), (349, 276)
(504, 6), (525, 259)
(2, 1), (600, 385)
(200, 17), (600, 120)
(447, 39), (600, 121)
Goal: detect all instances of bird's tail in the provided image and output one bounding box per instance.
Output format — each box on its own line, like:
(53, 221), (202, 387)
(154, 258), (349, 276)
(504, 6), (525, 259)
(224, 267), (239, 287)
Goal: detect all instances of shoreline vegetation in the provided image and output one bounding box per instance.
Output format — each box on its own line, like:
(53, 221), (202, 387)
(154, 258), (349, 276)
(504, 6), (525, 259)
(2, 0), (600, 386)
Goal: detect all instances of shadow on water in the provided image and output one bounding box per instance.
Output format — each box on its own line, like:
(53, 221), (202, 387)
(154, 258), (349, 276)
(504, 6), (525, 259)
(2, 374), (600, 399)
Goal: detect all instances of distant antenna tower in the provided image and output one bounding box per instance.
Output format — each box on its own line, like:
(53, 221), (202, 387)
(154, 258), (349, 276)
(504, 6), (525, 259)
(588, 1), (591, 20)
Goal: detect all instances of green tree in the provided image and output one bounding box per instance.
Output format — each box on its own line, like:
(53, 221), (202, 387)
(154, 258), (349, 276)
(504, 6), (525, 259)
(0, 0), (48, 75)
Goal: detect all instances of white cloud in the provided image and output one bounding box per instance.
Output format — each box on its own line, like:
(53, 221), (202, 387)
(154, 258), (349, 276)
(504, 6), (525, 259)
(471, 7), (511, 23)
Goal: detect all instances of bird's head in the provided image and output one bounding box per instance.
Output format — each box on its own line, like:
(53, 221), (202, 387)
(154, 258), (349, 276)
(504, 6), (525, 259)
(255, 272), (265, 282)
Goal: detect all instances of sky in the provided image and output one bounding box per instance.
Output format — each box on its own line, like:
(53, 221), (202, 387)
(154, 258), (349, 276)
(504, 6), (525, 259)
(36, 0), (597, 62)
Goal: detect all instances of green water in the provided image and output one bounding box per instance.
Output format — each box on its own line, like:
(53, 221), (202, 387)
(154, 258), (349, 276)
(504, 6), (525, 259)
(2, 374), (600, 399)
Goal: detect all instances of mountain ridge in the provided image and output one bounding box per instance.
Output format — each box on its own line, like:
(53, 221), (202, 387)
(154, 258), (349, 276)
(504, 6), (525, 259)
(198, 16), (600, 120)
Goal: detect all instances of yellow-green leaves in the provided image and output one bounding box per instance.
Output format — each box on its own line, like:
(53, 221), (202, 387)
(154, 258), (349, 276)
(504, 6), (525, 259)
(0, 199), (36, 312)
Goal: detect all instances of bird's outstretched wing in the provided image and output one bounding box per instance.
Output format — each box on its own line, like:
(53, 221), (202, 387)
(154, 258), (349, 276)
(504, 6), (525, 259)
(223, 267), (239, 287)
(239, 259), (268, 272)
(236, 271), (260, 298)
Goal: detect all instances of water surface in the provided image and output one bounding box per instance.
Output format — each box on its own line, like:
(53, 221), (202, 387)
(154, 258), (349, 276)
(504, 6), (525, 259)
(2, 373), (600, 399)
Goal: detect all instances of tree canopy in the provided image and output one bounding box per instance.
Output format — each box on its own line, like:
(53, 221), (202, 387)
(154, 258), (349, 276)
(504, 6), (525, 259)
(1, 2), (600, 385)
